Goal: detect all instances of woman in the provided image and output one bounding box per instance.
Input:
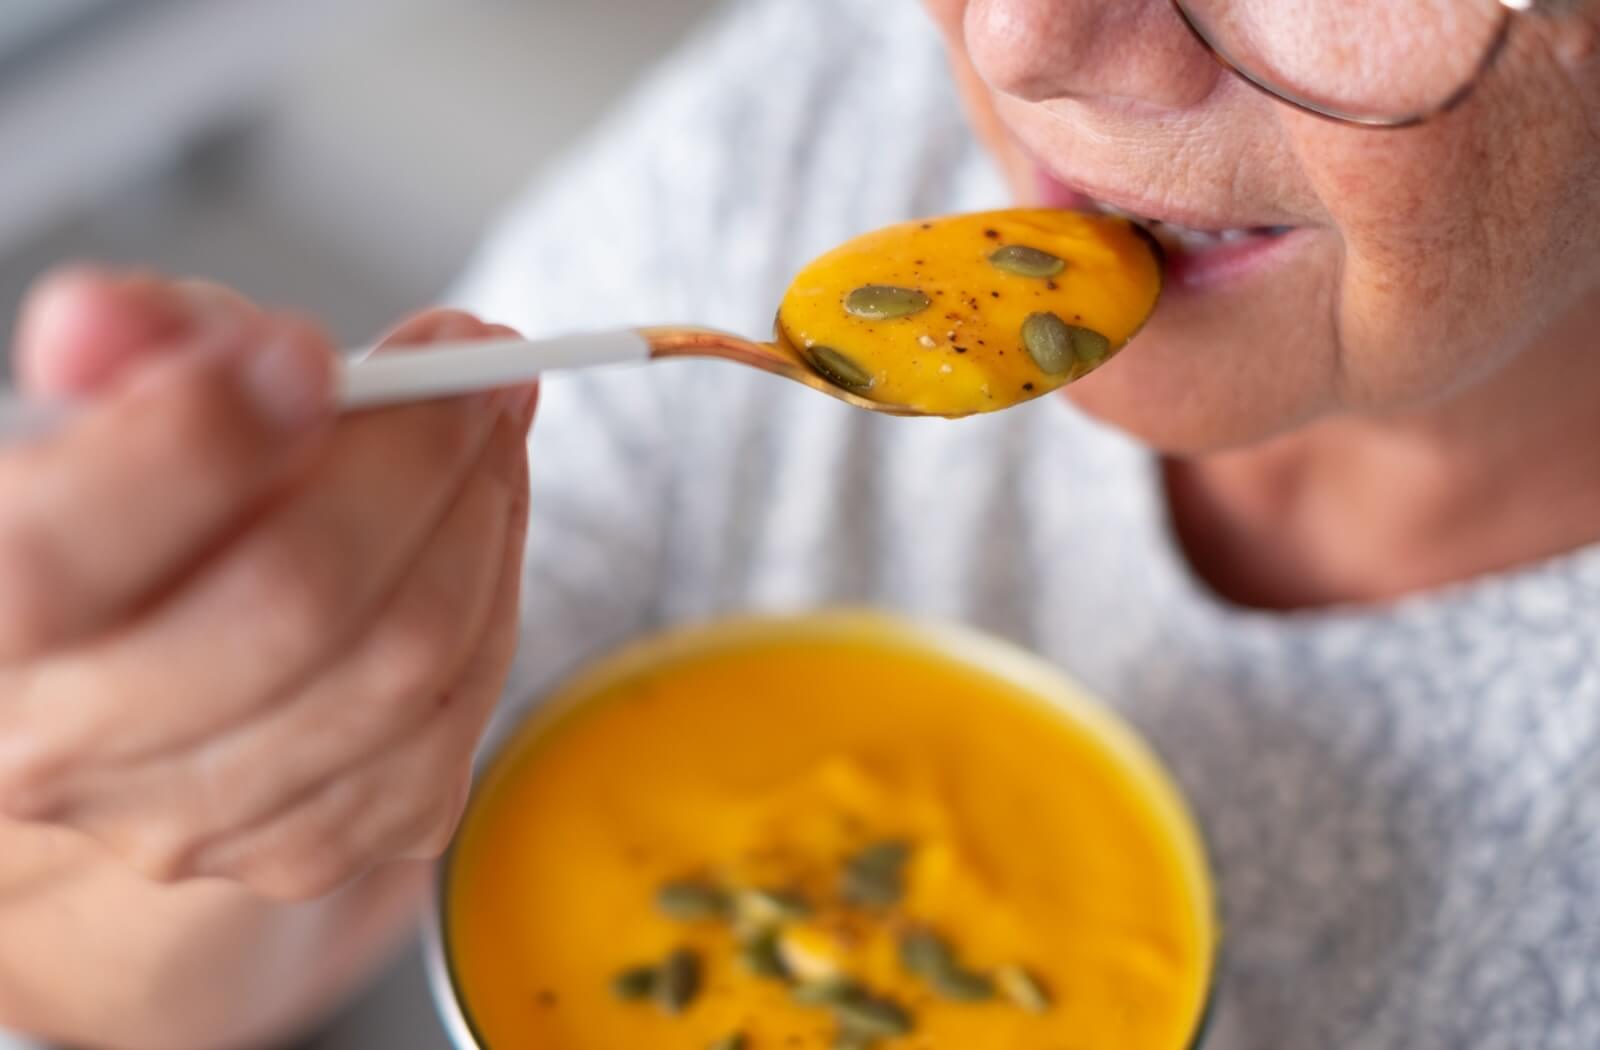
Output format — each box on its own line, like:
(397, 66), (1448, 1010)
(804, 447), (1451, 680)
(2, 0), (1597, 1046)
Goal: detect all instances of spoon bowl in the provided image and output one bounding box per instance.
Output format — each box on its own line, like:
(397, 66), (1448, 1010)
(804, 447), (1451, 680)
(656, 207), (1163, 417)
(773, 208), (1163, 416)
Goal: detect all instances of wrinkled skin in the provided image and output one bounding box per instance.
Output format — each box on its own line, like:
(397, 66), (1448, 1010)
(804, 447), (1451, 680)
(926, 0), (1600, 448)
(925, 0), (1600, 607)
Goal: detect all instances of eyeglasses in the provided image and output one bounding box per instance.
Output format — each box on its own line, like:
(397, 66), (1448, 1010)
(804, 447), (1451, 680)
(1171, 0), (1551, 128)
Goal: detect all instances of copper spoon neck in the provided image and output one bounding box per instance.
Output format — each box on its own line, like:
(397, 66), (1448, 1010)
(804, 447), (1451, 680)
(640, 325), (918, 416)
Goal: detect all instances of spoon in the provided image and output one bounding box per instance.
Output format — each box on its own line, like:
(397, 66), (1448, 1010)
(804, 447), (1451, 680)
(0, 209), (1161, 443)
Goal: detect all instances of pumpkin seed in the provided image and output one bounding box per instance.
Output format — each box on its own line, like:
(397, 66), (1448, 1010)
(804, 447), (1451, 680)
(990, 245), (1066, 279)
(806, 346), (876, 394)
(996, 965), (1052, 1014)
(795, 981), (913, 1040)
(657, 948), (701, 1015)
(737, 887), (812, 926)
(897, 928), (946, 974)
(612, 963), (660, 1002)
(898, 928), (995, 1002)
(841, 840), (910, 908)
(656, 879), (730, 921)
(833, 993), (913, 1039)
(709, 1034), (748, 1050)
(1071, 325), (1112, 366)
(792, 978), (863, 1007)
(1022, 312), (1075, 375)
(844, 284), (932, 321)
(933, 966), (996, 1002)
(738, 929), (791, 982)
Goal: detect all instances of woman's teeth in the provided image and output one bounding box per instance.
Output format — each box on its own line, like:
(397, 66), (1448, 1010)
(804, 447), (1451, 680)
(1087, 201), (1291, 255)
(1145, 224), (1292, 254)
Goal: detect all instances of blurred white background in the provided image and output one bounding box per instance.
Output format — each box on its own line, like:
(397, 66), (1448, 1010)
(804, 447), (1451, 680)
(0, 1), (717, 1044)
(0, 0), (720, 363)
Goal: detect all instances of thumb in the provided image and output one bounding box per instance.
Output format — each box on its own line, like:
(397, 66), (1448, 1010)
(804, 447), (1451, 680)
(14, 268), (262, 398)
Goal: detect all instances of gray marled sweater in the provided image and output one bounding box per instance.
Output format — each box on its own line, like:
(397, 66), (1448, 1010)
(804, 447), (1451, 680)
(449, 2), (1600, 1047)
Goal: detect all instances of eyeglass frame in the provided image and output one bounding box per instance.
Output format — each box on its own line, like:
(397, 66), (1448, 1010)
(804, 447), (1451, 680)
(1169, 0), (1552, 129)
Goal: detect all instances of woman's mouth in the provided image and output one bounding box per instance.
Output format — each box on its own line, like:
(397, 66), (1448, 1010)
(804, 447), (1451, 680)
(1034, 169), (1302, 293)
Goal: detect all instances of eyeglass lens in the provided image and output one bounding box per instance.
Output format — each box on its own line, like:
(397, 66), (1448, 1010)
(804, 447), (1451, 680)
(1178, 0), (1509, 121)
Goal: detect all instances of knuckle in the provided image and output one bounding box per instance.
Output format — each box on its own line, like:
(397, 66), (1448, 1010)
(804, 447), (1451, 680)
(408, 831), (452, 864)
(148, 363), (272, 477)
(400, 747), (472, 863)
(0, 755), (62, 822)
(363, 595), (463, 703)
(252, 854), (350, 903)
(121, 827), (198, 885)
(231, 534), (346, 656)
(0, 697), (71, 821)
(237, 779), (370, 901)
(410, 796), (466, 861)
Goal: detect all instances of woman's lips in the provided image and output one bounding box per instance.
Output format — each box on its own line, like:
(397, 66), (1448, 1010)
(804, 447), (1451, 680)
(1033, 168), (1300, 293)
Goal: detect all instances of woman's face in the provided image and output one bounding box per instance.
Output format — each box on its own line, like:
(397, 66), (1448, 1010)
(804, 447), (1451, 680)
(923, 0), (1600, 452)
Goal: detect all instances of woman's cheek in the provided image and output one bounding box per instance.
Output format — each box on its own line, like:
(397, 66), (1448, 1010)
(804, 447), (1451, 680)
(1063, 252), (1342, 453)
(1297, 91), (1574, 410)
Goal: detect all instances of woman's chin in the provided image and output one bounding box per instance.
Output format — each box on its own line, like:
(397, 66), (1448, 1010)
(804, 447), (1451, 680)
(1059, 242), (1343, 453)
(1062, 333), (1330, 455)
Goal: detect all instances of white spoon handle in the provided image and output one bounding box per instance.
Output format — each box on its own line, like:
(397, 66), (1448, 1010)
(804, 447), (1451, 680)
(0, 328), (653, 444)
(339, 328), (651, 409)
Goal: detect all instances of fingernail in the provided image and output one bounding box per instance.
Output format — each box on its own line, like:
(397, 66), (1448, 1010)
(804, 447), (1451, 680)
(239, 327), (332, 432)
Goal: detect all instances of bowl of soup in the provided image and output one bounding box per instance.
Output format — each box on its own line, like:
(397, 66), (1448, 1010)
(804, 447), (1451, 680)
(426, 612), (1217, 1050)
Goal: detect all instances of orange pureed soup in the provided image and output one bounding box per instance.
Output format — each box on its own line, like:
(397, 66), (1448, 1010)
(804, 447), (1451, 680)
(443, 617), (1216, 1049)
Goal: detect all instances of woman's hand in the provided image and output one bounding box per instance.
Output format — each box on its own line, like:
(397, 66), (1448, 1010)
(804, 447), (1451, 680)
(0, 269), (536, 901)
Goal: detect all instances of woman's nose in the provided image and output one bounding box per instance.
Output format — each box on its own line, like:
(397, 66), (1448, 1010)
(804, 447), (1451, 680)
(962, 0), (1221, 110)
